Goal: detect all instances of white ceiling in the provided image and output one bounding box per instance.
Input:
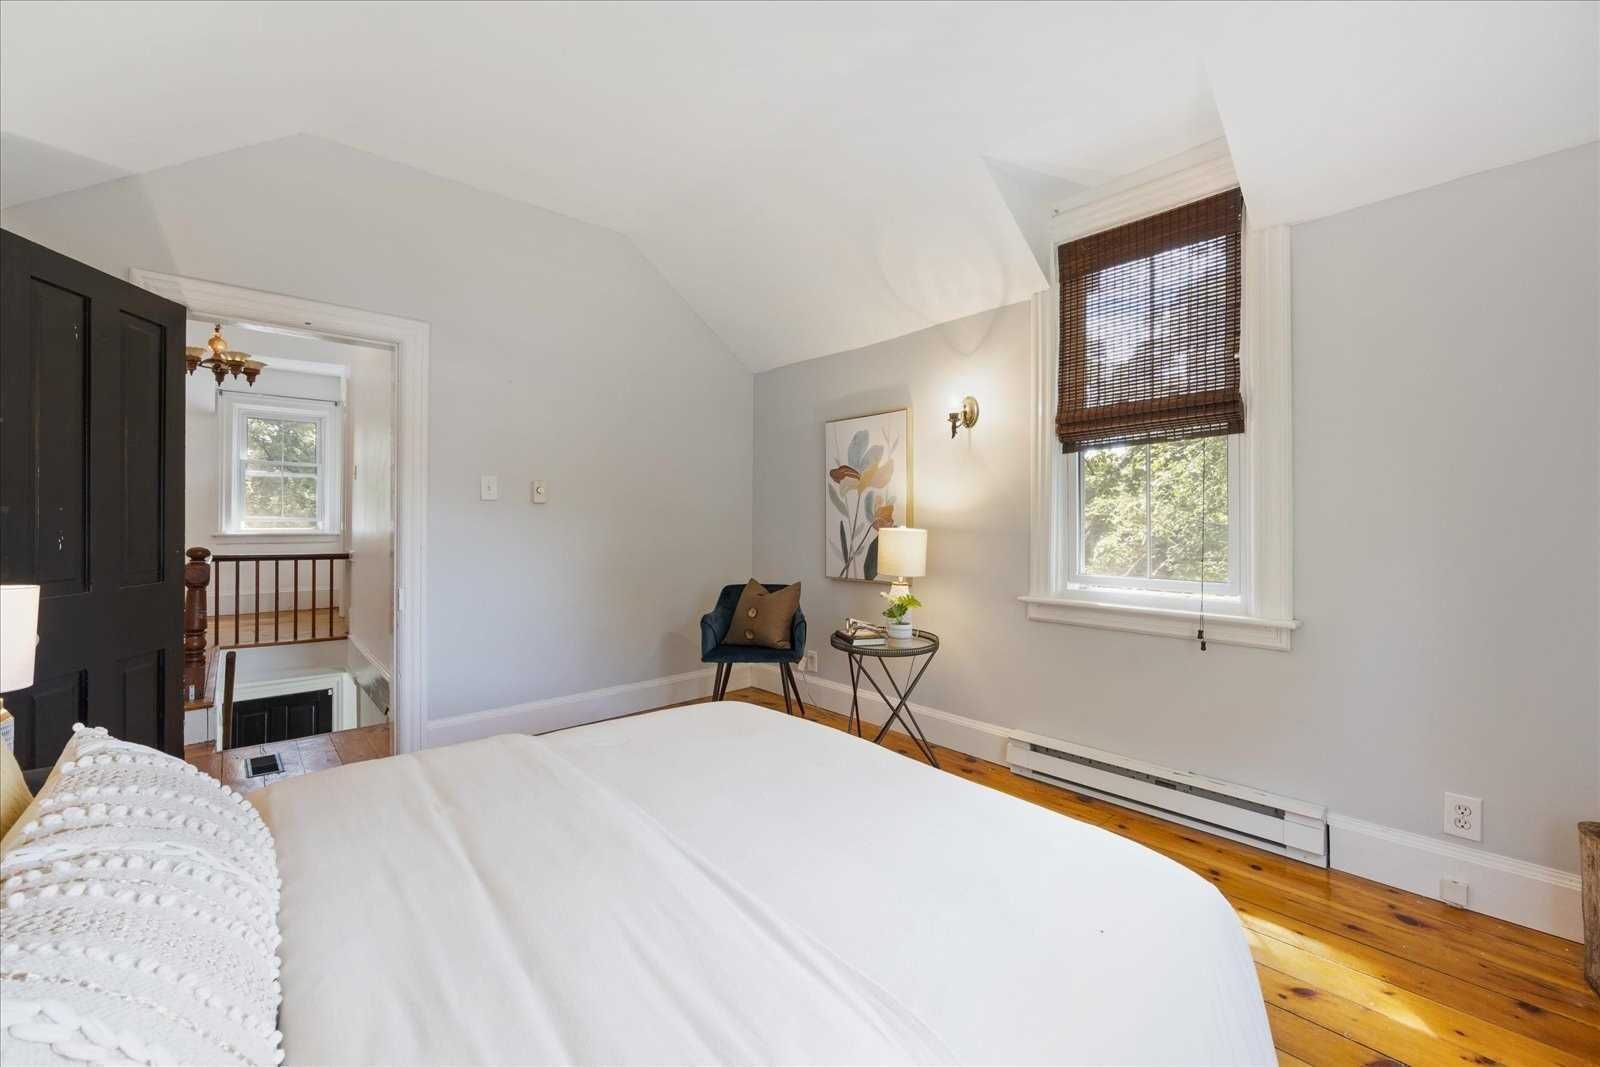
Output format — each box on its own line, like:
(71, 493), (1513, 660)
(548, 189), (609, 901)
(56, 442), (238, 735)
(3, 2), (1595, 370)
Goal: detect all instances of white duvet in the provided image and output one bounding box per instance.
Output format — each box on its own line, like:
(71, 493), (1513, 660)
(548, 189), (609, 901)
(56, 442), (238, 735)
(257, 701), (1273, 1065)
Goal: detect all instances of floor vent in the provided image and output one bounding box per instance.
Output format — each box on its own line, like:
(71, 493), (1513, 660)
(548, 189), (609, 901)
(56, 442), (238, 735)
(245, 753), (282, 779)
(1006, 731), (1328, 866)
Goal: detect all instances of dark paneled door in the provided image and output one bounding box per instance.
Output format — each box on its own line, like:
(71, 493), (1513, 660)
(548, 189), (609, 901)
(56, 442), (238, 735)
(229, 688), (334, 749)
(0, 230), (186, 771)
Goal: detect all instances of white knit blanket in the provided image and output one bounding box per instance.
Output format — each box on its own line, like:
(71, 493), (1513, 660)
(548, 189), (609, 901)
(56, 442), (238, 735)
(1, 725), (284, 1067)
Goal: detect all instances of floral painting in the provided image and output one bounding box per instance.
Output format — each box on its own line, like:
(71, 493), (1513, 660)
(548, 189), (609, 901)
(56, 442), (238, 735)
(825, 408), (910, 582)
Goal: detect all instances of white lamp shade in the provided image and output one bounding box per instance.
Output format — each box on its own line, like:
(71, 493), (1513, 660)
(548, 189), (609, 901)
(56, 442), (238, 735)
(876, 526), (926, 579)
(1, 584), (40, 693)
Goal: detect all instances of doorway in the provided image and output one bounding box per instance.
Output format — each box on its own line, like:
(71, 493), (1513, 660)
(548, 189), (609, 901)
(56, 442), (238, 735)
(131, 270), (429, 759)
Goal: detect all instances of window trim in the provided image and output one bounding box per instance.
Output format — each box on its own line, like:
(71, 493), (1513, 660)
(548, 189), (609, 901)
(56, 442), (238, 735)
(1022, 140), (1298, 651)
(217, 392), (343, 538)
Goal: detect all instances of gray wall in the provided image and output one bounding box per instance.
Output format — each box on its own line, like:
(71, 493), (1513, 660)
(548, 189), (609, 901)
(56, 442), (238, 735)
(754, 143), (1599, 871)
(3, 134), (753, 721)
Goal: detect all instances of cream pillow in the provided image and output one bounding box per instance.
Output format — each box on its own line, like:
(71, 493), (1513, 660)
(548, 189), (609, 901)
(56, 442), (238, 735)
(0, 742), (31, 843)
(0, 724), (284, 1066)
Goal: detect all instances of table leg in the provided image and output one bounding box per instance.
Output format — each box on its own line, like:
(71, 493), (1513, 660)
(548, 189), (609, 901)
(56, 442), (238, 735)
(858, 652), (939, 767)
(847, 654), (863, 736)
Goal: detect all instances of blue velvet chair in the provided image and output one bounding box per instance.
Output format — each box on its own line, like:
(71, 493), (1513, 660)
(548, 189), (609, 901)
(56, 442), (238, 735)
(701, 583), (807, 715)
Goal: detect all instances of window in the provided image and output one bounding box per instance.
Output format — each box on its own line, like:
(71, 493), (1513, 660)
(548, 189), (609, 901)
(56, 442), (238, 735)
(219, 394), (341, 536)
(1056, 188), (1244, 607)
(1023, 144), (1297, 650)
(1072, 436), (1237, 597)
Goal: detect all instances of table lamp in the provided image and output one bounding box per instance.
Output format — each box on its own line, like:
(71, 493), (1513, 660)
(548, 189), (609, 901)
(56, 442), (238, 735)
(1, 584), (40, 719)
(876, 526), (926, 628)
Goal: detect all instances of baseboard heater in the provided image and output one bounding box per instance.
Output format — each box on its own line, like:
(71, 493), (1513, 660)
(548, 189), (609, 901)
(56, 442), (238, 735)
(1006, 730), (1328, 867)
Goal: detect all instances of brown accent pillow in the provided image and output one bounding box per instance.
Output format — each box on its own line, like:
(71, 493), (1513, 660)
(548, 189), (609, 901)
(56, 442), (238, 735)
(724, 580), (801, 649)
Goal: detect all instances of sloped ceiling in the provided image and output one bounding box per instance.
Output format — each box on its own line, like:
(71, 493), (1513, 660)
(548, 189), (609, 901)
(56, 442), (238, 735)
(2, 2), (1594, 370)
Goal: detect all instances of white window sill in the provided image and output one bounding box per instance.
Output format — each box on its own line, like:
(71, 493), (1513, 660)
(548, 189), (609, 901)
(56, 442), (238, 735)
(1019, 593), (1299, 651)
(211, 530), (343, 543)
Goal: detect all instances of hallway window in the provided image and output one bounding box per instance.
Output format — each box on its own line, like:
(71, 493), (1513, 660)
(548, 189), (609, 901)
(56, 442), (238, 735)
(219, 394), (342, 535)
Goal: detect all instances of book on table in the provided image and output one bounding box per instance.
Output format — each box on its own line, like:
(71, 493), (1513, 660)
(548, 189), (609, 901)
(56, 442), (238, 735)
(837, 619), (887, 646)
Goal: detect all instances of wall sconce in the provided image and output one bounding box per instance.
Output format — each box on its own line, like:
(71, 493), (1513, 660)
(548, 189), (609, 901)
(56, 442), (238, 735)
(947, 395), (979, 438)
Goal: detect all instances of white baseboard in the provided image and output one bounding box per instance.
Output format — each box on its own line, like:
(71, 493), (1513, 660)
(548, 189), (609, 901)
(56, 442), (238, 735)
(424, 665), (751, 748)
(751, 669), (1581, 941)
(183, 706), (211, 746)
(748, 665), (1010, 762)
(1328, 814), (1582, 941)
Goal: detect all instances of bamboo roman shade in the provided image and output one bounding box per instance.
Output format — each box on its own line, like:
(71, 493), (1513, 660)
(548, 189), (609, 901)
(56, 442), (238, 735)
(1056, 187), (1244, 453)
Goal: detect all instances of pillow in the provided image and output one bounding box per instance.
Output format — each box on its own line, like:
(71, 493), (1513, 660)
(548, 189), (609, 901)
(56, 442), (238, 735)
(723, 580), (801, 649)
(0, 724), (284, 1066)
(1, 742), (31, 843)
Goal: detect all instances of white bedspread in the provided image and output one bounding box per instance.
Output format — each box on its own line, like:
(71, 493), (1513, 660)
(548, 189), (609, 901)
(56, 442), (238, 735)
(253, 731), (952, 1066)
(548, 703), (1274, 1066)
(258, 701), (1274, 1065)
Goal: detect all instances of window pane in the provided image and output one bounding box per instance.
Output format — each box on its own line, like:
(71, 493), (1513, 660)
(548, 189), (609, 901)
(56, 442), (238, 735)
(279, 420), (319, 464)
(242, 473), (282, 522)
(1149, 437), (1229, 583)
(1080, 444), (1149, 578)
(280, 476), (318, 521)
(244, 416), (278, 461)
(245, 415), (318, 464)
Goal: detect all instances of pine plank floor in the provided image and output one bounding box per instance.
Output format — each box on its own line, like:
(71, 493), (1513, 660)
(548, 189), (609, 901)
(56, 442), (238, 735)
(712, 686), (1596, 1067)
(186, 686), (1596, 1064)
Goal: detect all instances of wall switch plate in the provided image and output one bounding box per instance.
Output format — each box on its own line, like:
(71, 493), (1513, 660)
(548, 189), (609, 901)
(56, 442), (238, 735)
(1439, 878), (1470, 908)
(1444, 793), (1482, 841)
(479, 475), (500, 501)
(802, 650), (818, 673)
(531, 480), (548, 504)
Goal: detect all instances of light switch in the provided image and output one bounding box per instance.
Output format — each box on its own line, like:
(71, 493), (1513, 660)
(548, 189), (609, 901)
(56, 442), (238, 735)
(479, 475), (500, 501)
(531, 480), (548, 504)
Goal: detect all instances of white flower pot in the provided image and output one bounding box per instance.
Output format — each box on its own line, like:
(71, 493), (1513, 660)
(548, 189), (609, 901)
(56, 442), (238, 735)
(886, 620), (913, 639)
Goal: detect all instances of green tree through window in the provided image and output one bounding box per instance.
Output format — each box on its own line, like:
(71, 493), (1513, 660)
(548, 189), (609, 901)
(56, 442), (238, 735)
(1079, 436), (1229, 585)
(242, 415), (321, 529)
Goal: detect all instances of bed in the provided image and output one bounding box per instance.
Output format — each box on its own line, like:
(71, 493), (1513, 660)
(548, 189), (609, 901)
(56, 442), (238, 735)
(252, 701), (1274, 1065)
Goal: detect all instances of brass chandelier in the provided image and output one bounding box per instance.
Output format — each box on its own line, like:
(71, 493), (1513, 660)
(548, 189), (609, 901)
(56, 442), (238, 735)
(185, 323), (265, 386)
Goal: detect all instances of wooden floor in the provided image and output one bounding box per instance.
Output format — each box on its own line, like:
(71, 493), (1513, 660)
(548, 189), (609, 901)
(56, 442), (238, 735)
(184, 723), (388, 794)
(212, 606), (347, 648)
(185, 686), (1596, 1064)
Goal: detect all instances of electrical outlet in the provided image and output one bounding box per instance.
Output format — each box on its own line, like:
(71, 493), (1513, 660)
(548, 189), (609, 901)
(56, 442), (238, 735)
(1444, 793), (1481, 841)
(802, 650), (818, 673)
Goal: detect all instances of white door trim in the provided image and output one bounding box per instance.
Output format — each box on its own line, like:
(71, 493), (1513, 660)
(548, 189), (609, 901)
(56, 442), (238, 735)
(130, 269), (428, 755)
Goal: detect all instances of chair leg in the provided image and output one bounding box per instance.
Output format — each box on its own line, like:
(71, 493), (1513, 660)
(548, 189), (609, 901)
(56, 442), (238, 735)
(778, 663), (794, 715)
(782, 663), (805, 718)
(711, 663), (727, 701)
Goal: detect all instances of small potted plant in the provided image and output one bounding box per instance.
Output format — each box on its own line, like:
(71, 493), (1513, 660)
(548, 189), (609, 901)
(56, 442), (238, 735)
(880, 590), (921, 639)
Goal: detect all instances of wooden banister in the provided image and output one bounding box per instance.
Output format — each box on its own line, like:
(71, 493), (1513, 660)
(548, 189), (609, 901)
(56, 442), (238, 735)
(182, 547), (212, 705)
(196, 550), (352, 651)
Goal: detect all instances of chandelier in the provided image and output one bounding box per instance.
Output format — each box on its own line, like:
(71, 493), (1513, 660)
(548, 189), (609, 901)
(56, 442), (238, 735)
(185, 324), (265, 386)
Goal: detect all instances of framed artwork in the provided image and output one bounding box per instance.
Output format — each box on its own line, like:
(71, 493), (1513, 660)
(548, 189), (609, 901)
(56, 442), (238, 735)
(825, 407), (911, 582)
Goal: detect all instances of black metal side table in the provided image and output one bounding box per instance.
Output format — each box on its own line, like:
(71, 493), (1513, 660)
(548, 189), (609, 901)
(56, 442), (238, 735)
(829, 629), (941, 767)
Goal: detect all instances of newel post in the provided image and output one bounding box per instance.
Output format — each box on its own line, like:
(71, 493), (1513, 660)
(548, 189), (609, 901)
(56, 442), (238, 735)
(183, 547), (212, 702)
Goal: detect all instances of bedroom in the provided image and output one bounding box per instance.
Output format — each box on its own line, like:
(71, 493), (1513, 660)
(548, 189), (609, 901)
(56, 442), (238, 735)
(0, 2), (1596, 1065)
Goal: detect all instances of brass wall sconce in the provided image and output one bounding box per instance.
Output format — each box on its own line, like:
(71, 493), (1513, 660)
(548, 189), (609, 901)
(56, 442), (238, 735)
(948, 395), (979, 438)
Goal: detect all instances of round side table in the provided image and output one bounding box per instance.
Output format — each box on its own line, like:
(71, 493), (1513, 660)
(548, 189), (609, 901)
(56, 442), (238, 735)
(829, 629), (940, 766)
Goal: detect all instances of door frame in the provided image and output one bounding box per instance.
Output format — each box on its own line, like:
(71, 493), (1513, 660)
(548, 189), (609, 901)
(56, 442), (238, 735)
(129, 269), (428, 755)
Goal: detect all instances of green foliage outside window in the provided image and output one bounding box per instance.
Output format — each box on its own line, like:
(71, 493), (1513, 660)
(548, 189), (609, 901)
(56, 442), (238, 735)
(242, 416), (321, 529)
(1080, 436), (1229, 584)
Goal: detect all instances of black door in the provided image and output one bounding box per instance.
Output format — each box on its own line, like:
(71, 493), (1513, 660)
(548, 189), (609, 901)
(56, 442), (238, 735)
(0, 230), (186, 771)
(230, 687), (333, 748)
